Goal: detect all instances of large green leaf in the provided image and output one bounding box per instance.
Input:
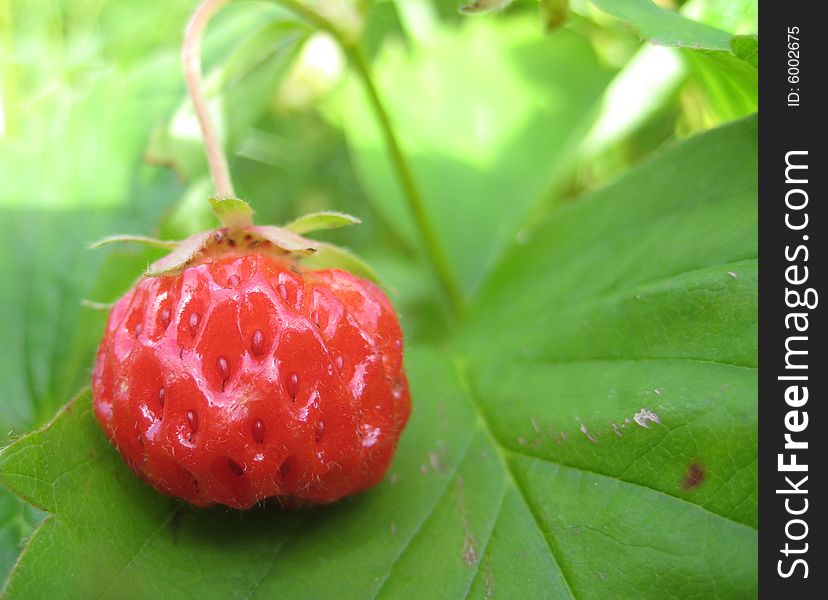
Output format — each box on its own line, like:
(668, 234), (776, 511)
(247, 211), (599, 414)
(458, 115), (758, 536)
(0, 116), (756, 597)
(340, 15), (617, 296)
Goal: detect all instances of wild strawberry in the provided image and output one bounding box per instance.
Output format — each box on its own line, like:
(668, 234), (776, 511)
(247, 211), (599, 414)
(91, 202), (410, 509)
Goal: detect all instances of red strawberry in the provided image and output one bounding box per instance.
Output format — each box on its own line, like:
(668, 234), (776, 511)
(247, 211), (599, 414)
(91, 205), (410, 509)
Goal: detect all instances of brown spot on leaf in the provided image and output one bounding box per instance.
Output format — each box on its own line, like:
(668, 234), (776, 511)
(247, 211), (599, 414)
(428, 449), (447, 474)
(683, 462), (706, 490)
(484, 559), (494, 600)
(455, 476), (478, 567)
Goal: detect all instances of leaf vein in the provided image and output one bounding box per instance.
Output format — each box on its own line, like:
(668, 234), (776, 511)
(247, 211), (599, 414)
(460, 486), (507, 600)
(510, 452), (757, 532)
(243, 515), (307, 600)
(517, 355), (756, 371)
(370, 431), (477, 600)
(94, 505), (179, 600)
(453, 360), (579, 600)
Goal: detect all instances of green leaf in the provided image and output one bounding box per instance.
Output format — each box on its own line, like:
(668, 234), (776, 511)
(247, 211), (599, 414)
(145, 230), (217, 277)
(89, 235), (180, 250)
(452, 116), (759, 596)
(340, 16), (617, 295)
(283, 211), (362, 234)
(730, 35), (758, 68)
(249, 225), (319, 255)
(0, 209), (182, 441)
(588, 0), (734, 51)
(682, 48), (758, 128)
(578, 1), (757, 134)
(0, 491), (43, 584)
(209, 197), (255, 231)
(460, 115), (758, 528)
(0, 117), (757, 597)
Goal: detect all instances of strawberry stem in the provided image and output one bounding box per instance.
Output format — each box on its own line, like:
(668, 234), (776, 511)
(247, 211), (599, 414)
(183, 0), (235, 199)
(181, 0), (465, 317)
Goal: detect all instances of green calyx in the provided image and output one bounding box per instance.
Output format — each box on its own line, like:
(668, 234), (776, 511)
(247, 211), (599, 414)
(283, 211), (361, 234)
(209, 197), (254, 233)
(89, 197), (378, 282)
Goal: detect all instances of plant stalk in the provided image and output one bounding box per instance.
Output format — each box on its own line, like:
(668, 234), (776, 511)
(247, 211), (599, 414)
(183, 0), (236, 198)
(345, 46), (465, 316)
